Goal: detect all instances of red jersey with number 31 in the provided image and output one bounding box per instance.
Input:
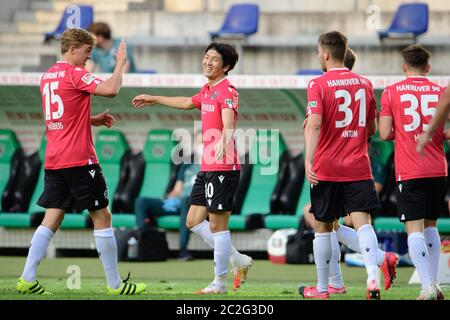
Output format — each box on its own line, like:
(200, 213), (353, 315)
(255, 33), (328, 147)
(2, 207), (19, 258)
(379, 77), (447, 181)
(306, 68), (376, 181)
(40, 61), (103, 169)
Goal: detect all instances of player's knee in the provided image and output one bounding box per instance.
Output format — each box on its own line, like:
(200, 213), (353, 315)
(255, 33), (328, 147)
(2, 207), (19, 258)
(185, 216), (199, 230)
(90, 207), (112, 228)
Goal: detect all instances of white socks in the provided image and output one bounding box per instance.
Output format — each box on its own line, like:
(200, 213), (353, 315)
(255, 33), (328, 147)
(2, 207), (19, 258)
(408, 232), (433, 290)
(94, 227), (121, 289)
(212, 230), (231, 280)
(328, 231), (344, 288)
(336, 224), (386, 266)
(424, 227), (441, 283)
(313, 232), (332, 293)
(357, 224), (379, 283)
(21, 225), (54, 282)
(190, 220), (242, 267)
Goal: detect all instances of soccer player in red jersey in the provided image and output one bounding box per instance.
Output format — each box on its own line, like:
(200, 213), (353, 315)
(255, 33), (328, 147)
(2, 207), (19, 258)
(132, 43), (253, 294)
(302, 48), (398, 295)
(379, 45), (447, 300)
(17, 28), (146, 295)
(300, 31), (382, 300)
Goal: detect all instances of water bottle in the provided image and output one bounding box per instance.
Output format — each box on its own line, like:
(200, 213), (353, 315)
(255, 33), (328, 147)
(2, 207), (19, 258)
(127, 237), (138, 261)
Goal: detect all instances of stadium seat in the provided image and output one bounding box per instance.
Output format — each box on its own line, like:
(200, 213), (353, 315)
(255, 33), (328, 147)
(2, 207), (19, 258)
(378, 3), (428, 43)
(44, 4), (94, 43)
(94, 130), (130, 207)
(0, 129), (31, 228)
(112, 129), (178, 228)
(264, 172), (310, 230)
(209, 3), (259, 40)
(228, 130), (287, 230)
(296, 69), (323, 76)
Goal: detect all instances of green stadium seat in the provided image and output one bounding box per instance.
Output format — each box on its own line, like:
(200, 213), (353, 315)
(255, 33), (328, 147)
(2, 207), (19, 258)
(374, 217), (450, 234)
(95, 130), (129, 205)
(264, 175), (310, 229)
(0, 129), (20, 198)
(112, 129), (177, 228)
(0, 129), (31, 228)
(229, 130), (287, 230)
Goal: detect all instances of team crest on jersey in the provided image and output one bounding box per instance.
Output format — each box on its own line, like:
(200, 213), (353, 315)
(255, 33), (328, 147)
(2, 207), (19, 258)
(225, 99), (235, 109)
(81, 73), (96, 85)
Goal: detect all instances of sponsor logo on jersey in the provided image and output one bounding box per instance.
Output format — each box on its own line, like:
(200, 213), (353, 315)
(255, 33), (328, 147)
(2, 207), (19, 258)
(81, 73), (96, 85)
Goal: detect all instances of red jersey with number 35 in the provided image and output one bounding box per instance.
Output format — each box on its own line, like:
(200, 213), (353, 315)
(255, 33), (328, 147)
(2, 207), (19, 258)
(191, 77), (240, 171)
(379, 77), (447, 181)
(306, 68), (376, 181)
(40, 61), (103, 169)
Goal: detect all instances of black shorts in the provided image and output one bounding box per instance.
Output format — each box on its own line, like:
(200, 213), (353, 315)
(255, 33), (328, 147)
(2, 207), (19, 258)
(396, 177), (447, 222)
(189, 170), (240, 213)
(310, 179), (380, 222)
(37, 164), (109, 212)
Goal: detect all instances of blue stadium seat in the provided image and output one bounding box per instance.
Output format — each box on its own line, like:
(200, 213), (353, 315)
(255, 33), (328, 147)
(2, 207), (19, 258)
(296, 69), (323, 76)
(209, 3), (259, 40)
(44, 4), (94, 43)
(378, 3), (428, 42)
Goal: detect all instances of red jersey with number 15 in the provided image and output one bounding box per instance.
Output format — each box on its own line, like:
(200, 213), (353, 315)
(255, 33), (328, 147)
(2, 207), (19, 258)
(40, 61), (103, 169)
(379, 76), (447, 181)
(306, 68), (376, 181)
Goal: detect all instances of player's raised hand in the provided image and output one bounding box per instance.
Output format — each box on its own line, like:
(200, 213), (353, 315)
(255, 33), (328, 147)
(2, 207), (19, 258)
(131, 94), (158, 108)
(91, 109), (116, 128)
(116, 39), (127, 67)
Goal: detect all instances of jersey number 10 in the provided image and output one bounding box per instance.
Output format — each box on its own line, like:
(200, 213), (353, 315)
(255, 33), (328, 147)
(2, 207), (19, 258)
(43, 81), (64, 120)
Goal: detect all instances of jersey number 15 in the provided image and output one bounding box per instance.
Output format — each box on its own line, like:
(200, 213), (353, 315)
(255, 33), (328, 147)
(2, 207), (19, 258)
(43, 81), (64, 120)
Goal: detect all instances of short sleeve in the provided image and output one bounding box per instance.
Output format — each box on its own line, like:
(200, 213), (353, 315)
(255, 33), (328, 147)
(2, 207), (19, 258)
(306, 80), (323, 117)
(191, 90), (202, 110)
(379, 87), (392, 117)
(71, 68), (103, 94)
(219, 85), (239, 112)
(366, 81), (377, 120)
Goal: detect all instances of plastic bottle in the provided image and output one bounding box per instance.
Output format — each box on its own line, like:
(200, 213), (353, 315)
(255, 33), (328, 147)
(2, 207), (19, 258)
(127, 237), (138, 260)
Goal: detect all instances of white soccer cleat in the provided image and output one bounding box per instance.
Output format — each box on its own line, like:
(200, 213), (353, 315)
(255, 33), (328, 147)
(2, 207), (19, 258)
(417, 284), (437, 300)
(232, 254), (253, 291)
(195, 281), (227, 294)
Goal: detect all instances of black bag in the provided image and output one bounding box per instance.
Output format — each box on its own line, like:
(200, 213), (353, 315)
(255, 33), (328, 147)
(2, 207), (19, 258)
(115, 226), (169, 262)
(285, 216), (314, 264)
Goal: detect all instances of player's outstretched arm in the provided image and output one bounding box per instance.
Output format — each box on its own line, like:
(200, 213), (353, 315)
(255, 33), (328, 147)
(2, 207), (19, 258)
(131, 95), (195, 110)
(379, 116), (395, 141)
(94, 40), (127, 98)
(417, 86), (450, 154)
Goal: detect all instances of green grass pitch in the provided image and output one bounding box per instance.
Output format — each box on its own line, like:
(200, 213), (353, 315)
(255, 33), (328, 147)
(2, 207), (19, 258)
(0, 256), (448, 300)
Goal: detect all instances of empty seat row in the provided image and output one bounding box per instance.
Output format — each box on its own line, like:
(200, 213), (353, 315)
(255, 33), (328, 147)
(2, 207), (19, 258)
(1, 128), (449, 234)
